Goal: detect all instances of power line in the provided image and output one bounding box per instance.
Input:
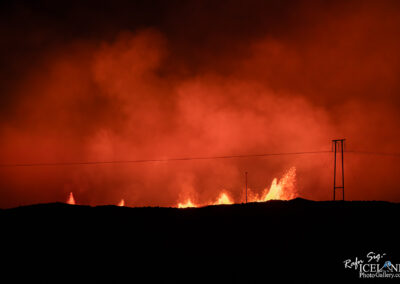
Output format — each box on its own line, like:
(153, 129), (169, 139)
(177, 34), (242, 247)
(346, 150), (400, 157)
(0, 150), (332, 168)
(1, 149), (399, 168)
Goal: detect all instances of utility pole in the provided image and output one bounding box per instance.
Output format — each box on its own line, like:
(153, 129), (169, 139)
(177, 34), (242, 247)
(332, 139), (345, 201)
(245, 171), (248, 204)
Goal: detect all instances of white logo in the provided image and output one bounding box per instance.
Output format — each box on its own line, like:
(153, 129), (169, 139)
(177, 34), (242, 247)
(344, 252), (400, 279)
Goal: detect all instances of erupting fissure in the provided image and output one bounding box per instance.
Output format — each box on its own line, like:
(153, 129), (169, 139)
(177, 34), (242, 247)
(63, 168), (297, 208)
(176, 167), (297, 208)
(66, 192), (76, 205)
(252, 167), (297, 202)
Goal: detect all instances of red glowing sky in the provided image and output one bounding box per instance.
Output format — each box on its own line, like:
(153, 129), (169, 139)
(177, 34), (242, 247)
(1, 0), (400, 208)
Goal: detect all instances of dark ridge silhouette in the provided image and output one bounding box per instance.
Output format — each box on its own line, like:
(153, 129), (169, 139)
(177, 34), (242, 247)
(2, 199), (400, 281)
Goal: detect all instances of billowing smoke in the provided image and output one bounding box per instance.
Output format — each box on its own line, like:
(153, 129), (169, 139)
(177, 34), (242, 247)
(1, 0), (400, 207)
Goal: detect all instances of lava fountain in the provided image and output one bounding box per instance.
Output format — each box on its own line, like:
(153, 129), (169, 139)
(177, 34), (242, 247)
(177, 199), (196, 208)
(213, 192), (234, 205)
(66, 192), (76, 205)
(175, 167), (297, 208)
(256, 167), (297, 202)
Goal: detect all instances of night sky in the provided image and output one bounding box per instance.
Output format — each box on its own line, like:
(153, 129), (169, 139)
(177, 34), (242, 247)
(1, 0), (400, 208)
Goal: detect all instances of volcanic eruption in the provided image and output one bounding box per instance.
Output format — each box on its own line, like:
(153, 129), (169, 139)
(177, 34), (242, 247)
(66, 192), (76, 205)
(176, 167), (297, 208)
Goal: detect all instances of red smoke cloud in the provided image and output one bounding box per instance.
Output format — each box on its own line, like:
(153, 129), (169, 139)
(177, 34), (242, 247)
(1, 1), (400, 207)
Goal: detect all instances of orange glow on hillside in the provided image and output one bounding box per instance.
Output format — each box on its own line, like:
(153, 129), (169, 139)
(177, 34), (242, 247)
(252, 167), (297, 202)
(175, 167), (297, 208)
(177, 199), (196, 208)
(66, 192), (76, 205)
(213, 192), (234, 205)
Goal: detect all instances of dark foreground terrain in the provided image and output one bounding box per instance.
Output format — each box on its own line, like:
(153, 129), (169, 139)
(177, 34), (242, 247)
(2, 198), (400, 281)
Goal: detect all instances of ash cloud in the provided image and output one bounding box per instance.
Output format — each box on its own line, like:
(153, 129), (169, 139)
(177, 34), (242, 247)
(1, 0), (400, 207)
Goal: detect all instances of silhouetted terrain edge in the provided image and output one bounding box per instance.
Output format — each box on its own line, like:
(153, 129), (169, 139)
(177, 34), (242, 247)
(2, 198), (400, 281)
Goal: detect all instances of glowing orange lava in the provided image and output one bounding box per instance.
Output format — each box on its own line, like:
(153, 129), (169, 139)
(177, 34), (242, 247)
(252, 167), (297, 202)
(175, 167), (297, 208)
(177, 199), (196, 208)
(213, 192), (234, 205)
(118, 199), (125, 206)
(66, 192), (76, 205)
